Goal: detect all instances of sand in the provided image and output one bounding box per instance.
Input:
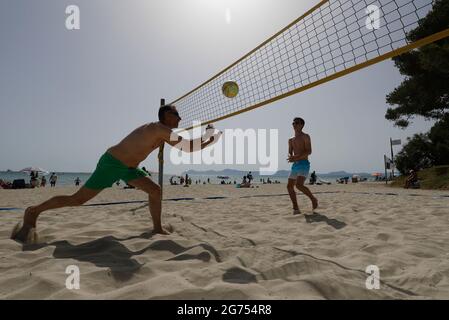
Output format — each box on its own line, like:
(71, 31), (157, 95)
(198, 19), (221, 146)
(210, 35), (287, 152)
(1, 182), (449, 299)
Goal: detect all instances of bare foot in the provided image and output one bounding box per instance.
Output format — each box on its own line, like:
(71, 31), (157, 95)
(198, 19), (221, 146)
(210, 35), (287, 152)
(11, 207), (39, 244)
(293, 209), (301, 215)
(311, 197), (318, 211)
(11, 223), (38, 244)
(154, 227), (171, 235)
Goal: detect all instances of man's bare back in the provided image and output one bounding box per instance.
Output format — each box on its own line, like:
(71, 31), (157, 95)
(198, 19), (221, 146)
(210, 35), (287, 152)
(108, 121), (216, 168)
(107, 122), (168, 168)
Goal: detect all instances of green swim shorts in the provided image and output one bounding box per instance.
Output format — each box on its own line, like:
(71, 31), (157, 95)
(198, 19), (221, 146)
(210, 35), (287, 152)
(84, 152), (148, 190)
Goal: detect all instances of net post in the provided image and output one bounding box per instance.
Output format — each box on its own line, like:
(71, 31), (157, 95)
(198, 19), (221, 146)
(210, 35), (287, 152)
(158, 99), (165, 198)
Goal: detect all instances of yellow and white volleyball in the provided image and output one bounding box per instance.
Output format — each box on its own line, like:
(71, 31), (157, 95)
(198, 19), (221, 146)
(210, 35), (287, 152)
(222, 81), (239, 98)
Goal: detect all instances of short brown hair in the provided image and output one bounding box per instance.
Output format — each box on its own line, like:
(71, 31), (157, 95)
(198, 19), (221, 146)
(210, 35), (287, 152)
(293, 117), (305, 125)
(158, 105), (176, 121)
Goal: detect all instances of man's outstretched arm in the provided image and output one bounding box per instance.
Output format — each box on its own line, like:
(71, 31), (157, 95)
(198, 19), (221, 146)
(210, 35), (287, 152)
(163, 124), (222, 152)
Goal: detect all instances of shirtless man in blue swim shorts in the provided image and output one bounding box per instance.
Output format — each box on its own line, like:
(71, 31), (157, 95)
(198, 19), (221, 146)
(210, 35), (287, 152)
(287, 117), (318, 215)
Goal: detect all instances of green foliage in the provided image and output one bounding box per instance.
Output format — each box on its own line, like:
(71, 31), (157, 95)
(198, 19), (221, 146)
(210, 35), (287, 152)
(387, 1), (449, 175)
(428, 114), (449, 165)
(385, 0), (449, 127)
(394, 115), (449, 174)
(395, 133), (433, 174)
(391, 165), (449, 190)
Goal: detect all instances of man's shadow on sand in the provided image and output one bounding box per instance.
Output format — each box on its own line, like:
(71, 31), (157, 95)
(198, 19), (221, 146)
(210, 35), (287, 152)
(304, 212), (346, 230)
(22, 232), (220, 281)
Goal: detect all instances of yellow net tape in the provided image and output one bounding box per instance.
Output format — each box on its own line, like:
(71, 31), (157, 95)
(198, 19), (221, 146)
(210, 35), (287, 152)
(170, 0), (449, 129)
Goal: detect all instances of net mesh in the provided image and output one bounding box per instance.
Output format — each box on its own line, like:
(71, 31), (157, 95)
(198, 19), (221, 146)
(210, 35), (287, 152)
(170, 0), (448, 129)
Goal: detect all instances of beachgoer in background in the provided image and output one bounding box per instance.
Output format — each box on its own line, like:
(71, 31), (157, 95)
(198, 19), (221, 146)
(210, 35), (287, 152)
(405, 169), (418, 189)
(1, 179), (10, 189)
(310, 171), (317, 185)
(287, 117), (318, 215)
(49, 173), (57, 187)
(247, 171), (253, 183)
(75, 177), (81, 186)
(240, 176), (251, 188)
(184, 175), (190, 187)
(30, 171), (39, 188)
(40, 176), (47, 187)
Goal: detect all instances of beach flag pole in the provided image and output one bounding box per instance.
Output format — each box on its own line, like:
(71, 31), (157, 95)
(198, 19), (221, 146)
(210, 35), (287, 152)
(390, 138), (395, 179)
(158, 99), (165, 198)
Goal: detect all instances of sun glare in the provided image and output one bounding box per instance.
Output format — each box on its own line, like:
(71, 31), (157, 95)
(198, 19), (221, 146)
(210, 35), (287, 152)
(225, 8), (232, 24)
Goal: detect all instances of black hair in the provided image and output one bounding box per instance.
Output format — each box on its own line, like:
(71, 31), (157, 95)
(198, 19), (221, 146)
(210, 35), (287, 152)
(158, 104), (177, 121)
(293, 117), (305, 125)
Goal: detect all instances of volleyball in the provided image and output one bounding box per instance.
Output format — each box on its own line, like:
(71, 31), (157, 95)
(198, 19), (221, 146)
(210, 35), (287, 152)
(222, 81), (239, 98)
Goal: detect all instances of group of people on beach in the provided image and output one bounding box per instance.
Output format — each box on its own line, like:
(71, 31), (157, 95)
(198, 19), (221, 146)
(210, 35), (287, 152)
(0, 172), (58, 189)
(11, 105), (318, 242)
(169, 174), (191, 186)
(29, 172), (58, 188)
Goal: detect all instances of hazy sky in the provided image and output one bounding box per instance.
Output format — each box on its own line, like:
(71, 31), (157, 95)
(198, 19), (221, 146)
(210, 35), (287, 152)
(0, 0), (434, 174)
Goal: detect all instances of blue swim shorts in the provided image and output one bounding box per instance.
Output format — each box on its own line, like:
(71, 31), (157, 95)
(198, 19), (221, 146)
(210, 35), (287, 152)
(288, 160), (310, 179)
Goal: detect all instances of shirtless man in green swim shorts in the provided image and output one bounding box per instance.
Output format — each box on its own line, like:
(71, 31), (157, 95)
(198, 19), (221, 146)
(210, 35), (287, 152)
(12, 105), (221, 242)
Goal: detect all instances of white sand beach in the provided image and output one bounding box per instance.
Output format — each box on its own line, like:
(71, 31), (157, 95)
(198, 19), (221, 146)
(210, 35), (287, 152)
(1, 183), (449, 299)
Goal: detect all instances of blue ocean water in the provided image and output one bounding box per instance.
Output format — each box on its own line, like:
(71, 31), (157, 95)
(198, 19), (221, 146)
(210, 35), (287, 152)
(1, 171), (374, 187)
(0, 171), (287, 186)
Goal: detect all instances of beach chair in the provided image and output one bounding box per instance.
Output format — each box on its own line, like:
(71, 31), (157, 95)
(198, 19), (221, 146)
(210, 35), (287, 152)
(410, 180), (421, 189)
(12, 179), (26, 189)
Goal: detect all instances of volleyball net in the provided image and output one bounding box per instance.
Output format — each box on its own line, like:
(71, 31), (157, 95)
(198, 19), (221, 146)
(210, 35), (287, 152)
(170, 0), (449, 129)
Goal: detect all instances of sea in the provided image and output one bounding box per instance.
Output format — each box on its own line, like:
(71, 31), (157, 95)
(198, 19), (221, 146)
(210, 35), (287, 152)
(0, 171), (374, 186)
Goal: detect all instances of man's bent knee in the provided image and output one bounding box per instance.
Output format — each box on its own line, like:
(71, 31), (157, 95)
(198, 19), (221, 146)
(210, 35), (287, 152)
(147, 184), (161, 197)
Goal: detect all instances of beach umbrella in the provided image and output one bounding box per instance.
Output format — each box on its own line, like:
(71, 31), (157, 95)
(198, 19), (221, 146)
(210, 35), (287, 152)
(371, 172), (382, 177)
(20, 167), (49, 175)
